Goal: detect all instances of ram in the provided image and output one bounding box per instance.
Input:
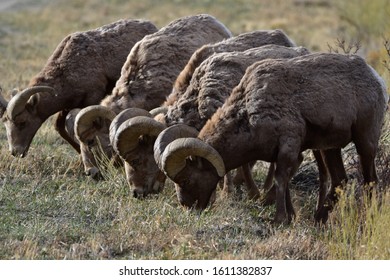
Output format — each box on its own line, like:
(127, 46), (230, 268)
(74, 14), (232, 178)
(113, 44), (309, 198)
(0, 19), (158, 157)
(156, 53), (388, 224)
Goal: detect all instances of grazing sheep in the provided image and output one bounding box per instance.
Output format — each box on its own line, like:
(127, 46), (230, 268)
(112, 29), (296, 199)
(74, 14), (232, 178)
(113, 44), (309, 198)
(156, 53), (388, 224)
(0, 19), (158, 157)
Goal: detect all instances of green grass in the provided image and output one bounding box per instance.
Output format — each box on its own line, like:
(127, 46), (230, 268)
(0, 0), (389, 260)
(326, 187), (390, 259)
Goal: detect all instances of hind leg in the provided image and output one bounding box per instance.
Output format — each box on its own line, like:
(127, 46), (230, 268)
(312, 150), (330, 214)
(353, 129), (380, 199)
(353, 118), (383, 195)
(357, 146), (378, 189)
(315, 148), (347, 223)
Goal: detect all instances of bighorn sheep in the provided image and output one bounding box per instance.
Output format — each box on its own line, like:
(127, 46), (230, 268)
(156, 53), (388, 224)
(113, 44), (309, 198)
(74, 14), (232, 178)
(0, 19), (158, 157)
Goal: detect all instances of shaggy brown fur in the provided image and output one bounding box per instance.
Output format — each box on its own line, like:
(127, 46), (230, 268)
(1, 19), (157, 157)
(168, 53), (388, 224)
(76, 14), (232, 179)
(100, 14), (232, 113)
(166, 45), (309, 130)
(165, 29), (295, 106)
(118, 45), (308, 198)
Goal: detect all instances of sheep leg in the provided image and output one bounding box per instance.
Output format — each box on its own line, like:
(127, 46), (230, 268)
(359, 153), (378, 197)
(355, 142), (378, 196)
(312, 150), (330, 214)
(353, 126), (381, 198)
(260, 162), (276, 206)
(233, 160), (256, 185)
(261, 160), (298, 209)
(55, 110), (81, 153)
(273, 144), (302, 224)
(263, 162), (276, 191)
(240, 163), (260, 200)
(315, 148), (347, 224)
(221, 171), (234, 193)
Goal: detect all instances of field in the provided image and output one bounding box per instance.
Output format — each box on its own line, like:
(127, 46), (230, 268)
(0, 0), (389, 260)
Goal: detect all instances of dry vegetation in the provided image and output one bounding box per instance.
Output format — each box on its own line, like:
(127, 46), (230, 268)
(0, 0), (389, 260)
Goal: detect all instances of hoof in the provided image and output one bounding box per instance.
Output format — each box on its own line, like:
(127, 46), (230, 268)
(272, 213), (292, 225)
(314, 205), (330, 224)
(260, 191), (276, 206)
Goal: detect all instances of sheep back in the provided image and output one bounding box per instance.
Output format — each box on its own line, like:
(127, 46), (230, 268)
(166, 45), (309, 130)
(165, 29), (296, 106)
(101, 14), (232, 113)
(29, 19), (158, 109)
(201, 53), (388, 151)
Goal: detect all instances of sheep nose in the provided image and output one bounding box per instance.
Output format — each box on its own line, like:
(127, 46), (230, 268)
(10, 147), (26, 158)
(85, 167), (102, 180)
(133, 188), (146, 199)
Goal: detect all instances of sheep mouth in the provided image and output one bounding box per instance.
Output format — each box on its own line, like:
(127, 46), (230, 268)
(132, 181), (164, 199)
(11, 146), (28, 158)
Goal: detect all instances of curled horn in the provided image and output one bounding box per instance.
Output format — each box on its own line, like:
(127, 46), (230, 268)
(149, 106), (168, 117)
(161, 137), (225, 181)
(8, 86), (55, 119)
(154, 124), (199, 170)
(113, 116), (166, 158)
(74, 105), (116, 142)
(109, 108), (151, 147)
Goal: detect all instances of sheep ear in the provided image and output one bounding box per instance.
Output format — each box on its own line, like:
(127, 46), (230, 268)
(25, 95), (39, 114)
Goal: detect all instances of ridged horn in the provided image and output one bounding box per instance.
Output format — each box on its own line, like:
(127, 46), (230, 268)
(109, 108), (151, 146)
(74, 105), (116, 142)
(8, 86), (55, 119)
(154, 124), (199, 170)
(161, 137), (225, 181)
(149, 106), (168, 117)
(113, 116), (166, 158)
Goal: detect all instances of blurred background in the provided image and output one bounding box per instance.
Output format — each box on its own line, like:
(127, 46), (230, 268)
(1, 0), (389, 93)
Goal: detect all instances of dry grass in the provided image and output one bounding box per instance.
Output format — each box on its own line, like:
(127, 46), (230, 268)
(0, 0), (389, 260)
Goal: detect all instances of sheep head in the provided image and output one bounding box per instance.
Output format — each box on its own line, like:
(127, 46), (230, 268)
(74, 105), (116, 178)
(0, 86), (55, 157)
(155, 128), (225, 210)
(113, 115), (166, 197)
